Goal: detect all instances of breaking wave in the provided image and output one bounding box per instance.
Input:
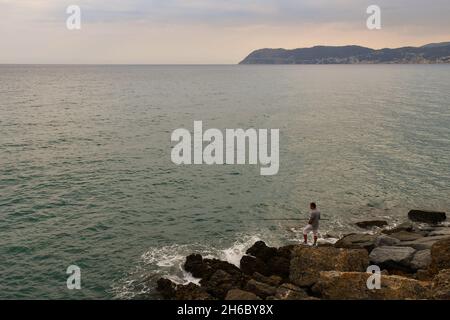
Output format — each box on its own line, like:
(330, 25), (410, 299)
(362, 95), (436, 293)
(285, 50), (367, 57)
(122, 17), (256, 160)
(110, 230), (340, 299)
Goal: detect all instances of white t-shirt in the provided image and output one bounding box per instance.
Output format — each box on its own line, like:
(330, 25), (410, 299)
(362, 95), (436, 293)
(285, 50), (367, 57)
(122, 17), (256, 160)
(310, 209), (321, 230)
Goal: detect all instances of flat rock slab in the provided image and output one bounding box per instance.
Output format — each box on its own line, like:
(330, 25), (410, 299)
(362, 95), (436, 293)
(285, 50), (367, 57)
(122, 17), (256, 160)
(428, 227), (450, 237)
(312, 271), (431, 300)
(408, 210), (446, 224)
(398, 235), (450, 250)
(369, 246), (416, 269)
(334, 233), (377, 251)
(389, 231), (425, 242)
(290, 246), (369, 287)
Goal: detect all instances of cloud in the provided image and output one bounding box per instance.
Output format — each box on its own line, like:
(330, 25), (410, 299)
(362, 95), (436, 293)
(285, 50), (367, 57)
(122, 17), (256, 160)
(1, 0), (449, 30)
(0, 0), (449, 63)
(3, 0), (449, 26)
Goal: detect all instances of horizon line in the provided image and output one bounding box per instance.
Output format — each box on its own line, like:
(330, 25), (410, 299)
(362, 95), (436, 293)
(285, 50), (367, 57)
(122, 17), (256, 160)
(3, 40), (449, 66)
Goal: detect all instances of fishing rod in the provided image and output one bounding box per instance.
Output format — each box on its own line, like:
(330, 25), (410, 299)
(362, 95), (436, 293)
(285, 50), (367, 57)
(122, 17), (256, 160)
(259, 218), (330, 221)
(257, 205), (330, 221)
(242, 205), (331, 221)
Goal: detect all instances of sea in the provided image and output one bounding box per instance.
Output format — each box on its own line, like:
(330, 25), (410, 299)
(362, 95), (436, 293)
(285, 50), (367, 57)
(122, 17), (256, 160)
(1, 64), (449, 299)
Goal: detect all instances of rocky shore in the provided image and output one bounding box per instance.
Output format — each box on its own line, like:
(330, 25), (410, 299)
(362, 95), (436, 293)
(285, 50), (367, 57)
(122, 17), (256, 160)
(156, 210), (449, 300)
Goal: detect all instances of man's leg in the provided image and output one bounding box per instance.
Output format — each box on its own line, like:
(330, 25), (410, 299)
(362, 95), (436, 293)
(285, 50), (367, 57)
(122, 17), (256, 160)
(303, 225), (311, 244)
(313, 229), (318, 246)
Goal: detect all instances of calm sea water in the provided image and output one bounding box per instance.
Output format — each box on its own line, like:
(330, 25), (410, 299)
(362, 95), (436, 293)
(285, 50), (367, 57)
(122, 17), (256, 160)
(1, 65), (449, 299)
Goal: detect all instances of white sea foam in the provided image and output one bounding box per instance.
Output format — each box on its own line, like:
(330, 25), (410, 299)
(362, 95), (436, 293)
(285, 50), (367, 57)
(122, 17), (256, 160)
(218, 235), (262, 267)
(112, 233), (274, 299)
(141, 244), (190, 268)
(112, 228), (341, 299)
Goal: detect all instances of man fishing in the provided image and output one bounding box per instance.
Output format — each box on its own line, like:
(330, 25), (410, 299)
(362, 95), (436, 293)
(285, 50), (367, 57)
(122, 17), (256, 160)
(303, 202), (320, 246)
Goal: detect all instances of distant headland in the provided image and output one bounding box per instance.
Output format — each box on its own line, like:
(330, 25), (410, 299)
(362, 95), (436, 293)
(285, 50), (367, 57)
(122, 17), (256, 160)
(239, 42), (450, 64)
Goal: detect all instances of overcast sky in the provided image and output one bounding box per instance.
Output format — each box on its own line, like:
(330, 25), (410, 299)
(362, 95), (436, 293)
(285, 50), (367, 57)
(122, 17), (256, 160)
(1, 0), (449, 64)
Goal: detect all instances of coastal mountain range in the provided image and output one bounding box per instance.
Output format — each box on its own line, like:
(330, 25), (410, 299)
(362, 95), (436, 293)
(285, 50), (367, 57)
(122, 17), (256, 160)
(239, 42), (450, 64)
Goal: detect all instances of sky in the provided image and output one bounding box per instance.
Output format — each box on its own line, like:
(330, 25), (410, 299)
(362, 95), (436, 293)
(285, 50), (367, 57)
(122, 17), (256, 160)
(1, 0), (449, 64)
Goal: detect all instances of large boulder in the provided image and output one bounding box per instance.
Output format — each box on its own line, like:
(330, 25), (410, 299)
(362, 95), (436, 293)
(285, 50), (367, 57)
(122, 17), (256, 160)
(312, 271), (431, 300)
(241, 242), (293, 279)
(355, 220), (388, 229)
(408, 210), (446, 224)
(246, 241), (278, 261)
(202, 269), (246, 299)
(274, 283), (310, 300)
(184, 254), (204, 278)
(431, 269), (450, 300)
(240, 255), (269, 276)
(369, 246), (416, 271)
(266, 256), (290, 279)
(277, 245), (296, 258)
(175, 283), (214, 300)
(430, 238), (450, 274)
(334, 233), (377, 252)
(290, 246), (369, 287)
(225, 289), (261, 300)
(252, 272), (283, 287)
(410, 250), (432, 271)
(184, 254), (242, 281)
(244, 279), (277, 299)
(374, 235), (400, 247)
(156, 278), (177, 299)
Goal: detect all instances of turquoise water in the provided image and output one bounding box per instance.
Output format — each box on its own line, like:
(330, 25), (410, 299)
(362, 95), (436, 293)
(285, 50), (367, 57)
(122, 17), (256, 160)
(1, 65), (449, 299)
